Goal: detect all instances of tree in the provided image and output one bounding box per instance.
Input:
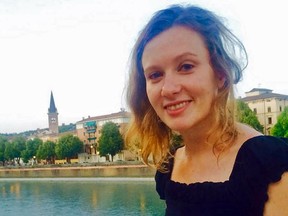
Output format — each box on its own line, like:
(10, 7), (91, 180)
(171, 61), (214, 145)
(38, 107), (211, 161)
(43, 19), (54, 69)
(271, 107), (288, 137)
(98, 122), (124, 161)
(0, 136), (8, 165)
(37, 140), (56, 164)
(20, 150), (30, 164)
(4, 143), (15, 164)
(21, 138), (43, 163)
(11, 136), (26, 165)
(55, 134), (83, 163)
(236, 100), (264, 133)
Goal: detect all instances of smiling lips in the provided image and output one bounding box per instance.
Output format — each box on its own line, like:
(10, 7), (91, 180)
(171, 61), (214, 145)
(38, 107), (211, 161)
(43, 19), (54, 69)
(164, 100), (192, 112)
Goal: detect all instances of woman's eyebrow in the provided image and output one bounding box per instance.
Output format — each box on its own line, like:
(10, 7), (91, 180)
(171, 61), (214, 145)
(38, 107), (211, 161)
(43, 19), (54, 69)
(143, 52), (198, 74)
(174, 52), (198, 62)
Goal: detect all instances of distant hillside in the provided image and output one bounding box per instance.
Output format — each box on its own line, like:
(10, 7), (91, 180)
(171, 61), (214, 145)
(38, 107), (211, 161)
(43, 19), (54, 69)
(0, 123), (76, 139)
(59, 123), (76, 133)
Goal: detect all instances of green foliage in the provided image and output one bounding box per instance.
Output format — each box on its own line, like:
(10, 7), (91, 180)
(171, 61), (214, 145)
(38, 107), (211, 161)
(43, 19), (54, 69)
(0, 136), (8, 164)
(55, 134), (83, 161)
(37, 140), (56, 163)
(98, 122), (124, 161)
(59, 123), (76, 133)
(21, 138), (43, 163)
(271, 107), (288, 137)
(10, 136), (27, 165)
(20, 150), (30, 163)
(171, 133), (183, 150)
(236, 100), (264, 132)
(11, 136), (27, 157)
(4, 143), (15, 162)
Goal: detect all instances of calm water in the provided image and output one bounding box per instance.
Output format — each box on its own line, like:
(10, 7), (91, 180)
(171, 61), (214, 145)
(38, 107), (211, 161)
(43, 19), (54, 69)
(0, 178), (165, 216)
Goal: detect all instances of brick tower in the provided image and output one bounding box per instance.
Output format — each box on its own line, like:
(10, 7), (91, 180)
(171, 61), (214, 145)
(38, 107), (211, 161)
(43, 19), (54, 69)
(48, 91), (59, 134)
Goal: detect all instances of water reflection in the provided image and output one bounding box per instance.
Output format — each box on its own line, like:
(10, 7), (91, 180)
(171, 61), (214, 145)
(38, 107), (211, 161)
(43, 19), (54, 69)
(0, 178), (165, 216)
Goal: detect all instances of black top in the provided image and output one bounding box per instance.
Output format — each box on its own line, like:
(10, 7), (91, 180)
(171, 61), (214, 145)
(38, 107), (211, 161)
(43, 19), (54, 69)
(155, 136), (288, 216)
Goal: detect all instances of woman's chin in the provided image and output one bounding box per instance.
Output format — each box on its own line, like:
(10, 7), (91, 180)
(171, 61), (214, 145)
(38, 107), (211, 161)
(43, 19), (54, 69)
(166, 123), (191, 133)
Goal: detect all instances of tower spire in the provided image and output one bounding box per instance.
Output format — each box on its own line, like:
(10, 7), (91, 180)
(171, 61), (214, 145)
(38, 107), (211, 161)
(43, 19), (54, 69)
(48, 91), (57, 113)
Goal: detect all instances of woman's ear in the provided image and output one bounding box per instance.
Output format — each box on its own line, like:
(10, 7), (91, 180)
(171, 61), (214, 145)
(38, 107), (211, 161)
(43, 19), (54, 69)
(217, 74), (226, 90)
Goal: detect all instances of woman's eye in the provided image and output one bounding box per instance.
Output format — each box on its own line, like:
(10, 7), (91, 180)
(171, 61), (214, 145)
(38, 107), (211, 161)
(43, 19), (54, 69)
(179, 63), (194, 72)
(148, 71), (163, 80)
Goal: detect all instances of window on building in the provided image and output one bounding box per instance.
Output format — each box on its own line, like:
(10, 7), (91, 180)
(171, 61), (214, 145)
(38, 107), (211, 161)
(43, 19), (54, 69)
(268, 117), (272, 125)
(267, 107), (271, 113)
(253, 108), (257, 114)
(83, 132), (86, 136)
(280, 106), (282, 112)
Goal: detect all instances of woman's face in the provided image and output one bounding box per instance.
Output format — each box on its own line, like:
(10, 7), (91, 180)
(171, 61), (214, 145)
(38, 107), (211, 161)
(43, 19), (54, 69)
(142, 26), (224, 133)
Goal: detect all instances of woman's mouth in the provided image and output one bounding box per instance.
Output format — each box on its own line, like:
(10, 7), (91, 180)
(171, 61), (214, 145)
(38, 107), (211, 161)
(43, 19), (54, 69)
(165, 101), (191, 111)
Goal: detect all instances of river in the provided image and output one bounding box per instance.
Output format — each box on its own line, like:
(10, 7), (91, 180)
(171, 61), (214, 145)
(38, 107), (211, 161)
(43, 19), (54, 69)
(0, 177), (165, 216)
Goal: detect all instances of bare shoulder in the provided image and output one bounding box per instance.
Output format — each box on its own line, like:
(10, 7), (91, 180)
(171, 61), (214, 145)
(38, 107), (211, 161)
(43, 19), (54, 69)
(236, 122), (263, 137)
(174, 145), (185, 159)
(264, 172), (288, 215)
(235, 122), (263, 146)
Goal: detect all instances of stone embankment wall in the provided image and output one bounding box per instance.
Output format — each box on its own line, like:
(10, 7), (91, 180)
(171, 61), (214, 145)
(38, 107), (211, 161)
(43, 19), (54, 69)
(0, 165), (155, 178)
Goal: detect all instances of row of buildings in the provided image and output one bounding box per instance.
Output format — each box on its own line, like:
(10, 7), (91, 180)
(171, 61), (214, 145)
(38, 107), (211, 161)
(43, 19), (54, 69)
(34, 92), (133, 163)
(36, 88), (288, 163)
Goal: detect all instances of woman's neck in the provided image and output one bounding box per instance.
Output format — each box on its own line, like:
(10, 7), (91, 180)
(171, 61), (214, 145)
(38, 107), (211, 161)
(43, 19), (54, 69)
(181, 125), (216, 156)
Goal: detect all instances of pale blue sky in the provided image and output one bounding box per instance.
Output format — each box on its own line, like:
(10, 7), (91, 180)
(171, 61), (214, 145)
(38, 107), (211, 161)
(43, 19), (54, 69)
(0, 0), (287, 133)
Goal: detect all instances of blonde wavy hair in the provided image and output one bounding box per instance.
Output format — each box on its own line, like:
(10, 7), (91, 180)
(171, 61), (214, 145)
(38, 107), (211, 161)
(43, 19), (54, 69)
(125, 5), (247, 170)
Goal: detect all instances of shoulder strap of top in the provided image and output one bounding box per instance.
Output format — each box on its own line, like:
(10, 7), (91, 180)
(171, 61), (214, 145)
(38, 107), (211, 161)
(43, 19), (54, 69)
(233, 135), (288, 183)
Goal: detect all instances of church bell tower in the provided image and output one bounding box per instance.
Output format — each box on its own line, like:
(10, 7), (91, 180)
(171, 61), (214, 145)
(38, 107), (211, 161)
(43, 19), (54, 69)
(48, 91), (59, 134)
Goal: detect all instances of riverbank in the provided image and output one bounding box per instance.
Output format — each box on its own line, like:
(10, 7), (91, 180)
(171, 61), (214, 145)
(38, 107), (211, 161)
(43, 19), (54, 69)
(0, 163), (156, 178)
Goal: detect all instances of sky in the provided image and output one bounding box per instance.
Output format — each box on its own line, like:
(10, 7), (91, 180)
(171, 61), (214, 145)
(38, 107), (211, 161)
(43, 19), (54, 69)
(0, 0), (287, 133)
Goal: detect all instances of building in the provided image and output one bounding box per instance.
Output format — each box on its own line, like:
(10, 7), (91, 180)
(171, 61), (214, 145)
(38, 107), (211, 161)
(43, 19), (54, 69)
(32, 92), (135, 163)
(31, 91), (76, 143)
(37, 91), (61, 142)
(76, 110), (135, 163)
(48, 91), (59, 134)
(241, 88), (288, 135)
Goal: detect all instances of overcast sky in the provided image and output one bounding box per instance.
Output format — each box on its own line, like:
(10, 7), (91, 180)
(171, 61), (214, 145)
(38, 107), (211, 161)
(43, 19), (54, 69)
(1, 0), (287, 133)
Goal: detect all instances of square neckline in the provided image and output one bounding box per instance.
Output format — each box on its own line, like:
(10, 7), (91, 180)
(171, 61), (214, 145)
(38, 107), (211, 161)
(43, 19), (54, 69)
(169, 135), (265, 186)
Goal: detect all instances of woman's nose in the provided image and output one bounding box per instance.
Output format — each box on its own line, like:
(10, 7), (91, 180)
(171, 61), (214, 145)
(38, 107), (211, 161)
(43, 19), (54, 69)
(161, 76), (181, 97)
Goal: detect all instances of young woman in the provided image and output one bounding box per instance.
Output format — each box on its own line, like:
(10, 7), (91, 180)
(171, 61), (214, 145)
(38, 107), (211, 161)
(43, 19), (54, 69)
(125, 4), (288, 216)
